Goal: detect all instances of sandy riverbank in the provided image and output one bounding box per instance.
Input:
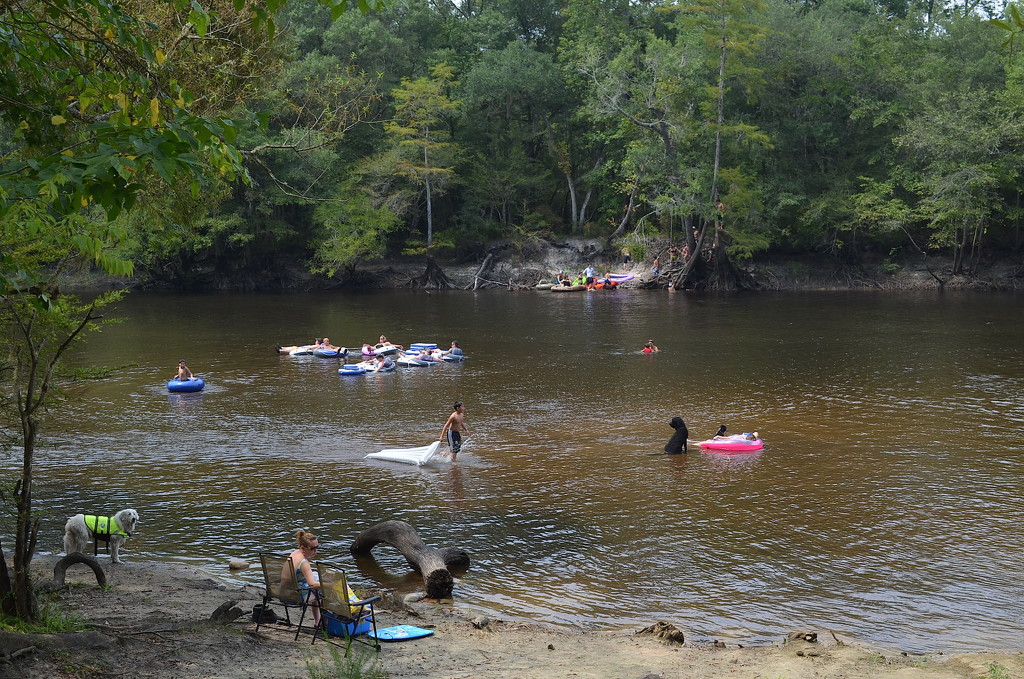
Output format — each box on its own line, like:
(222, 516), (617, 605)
(1, 556), (1019, 679)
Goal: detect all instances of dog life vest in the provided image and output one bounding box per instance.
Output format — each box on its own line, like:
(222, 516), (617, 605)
(84, 515), (130, 538)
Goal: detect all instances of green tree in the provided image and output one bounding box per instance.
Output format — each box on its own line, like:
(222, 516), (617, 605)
(557, 0), (637, 234)
(898, 83), (1021, 275)
(754, 0), (890, 255)
(310, 177), (401, 276)
(382, 63), (460, 247)
(459, 42), (562, 233)
(670, 0), (771, 288)
(106, 3), (384, 288)
(0, 0), (384, 623)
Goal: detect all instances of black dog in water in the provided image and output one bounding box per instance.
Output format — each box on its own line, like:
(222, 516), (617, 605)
(664, 416), (689, 454)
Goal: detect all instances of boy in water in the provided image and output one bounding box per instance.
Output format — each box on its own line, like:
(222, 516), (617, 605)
(174, 360), (194, 380)
(439, 401), (470, 461)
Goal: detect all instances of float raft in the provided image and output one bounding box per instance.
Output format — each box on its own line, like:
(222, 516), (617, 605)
(698, 437), (764, 453)
(365, 441), (442, 466)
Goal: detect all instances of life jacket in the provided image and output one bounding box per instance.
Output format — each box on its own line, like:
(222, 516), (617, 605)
(642, 347), (653, 354)
(84, 515), (130, 538)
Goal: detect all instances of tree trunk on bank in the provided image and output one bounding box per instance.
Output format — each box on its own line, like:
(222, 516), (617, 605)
(708, 234), (746, 290)
(670, 219), (753, 291)
(412, 257), (451, 289)
(606, 177), (639, 244)
(424, 135), (434, 247)
(350, 520), (469, 599)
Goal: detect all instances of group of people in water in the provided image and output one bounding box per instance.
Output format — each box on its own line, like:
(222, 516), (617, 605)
(351, 337), (464, 372)
(556, 265), (621, 290)
(275, 337), (344, 354)
(274, 335), (462, 370)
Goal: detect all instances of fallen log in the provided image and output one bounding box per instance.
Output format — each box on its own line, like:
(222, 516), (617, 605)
(350, 520), (469, 599)
(39, 553), (107, 592)
(472, 252), (494, 291)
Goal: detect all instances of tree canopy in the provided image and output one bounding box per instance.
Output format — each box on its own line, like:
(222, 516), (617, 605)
(3, 0), (1023, 292)
(0, 0), (383, 623)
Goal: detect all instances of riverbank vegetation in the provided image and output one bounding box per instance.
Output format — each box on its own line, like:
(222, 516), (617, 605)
(1, 0), (385, 625)
(5, 2), (1024, 293)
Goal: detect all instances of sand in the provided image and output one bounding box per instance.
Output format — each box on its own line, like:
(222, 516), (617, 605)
(1, 556), (1019, 679)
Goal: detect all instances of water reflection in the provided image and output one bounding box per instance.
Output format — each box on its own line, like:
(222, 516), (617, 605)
(700, 450), (763, 472)
(166, 392), (206, 412)
(17, 290), (1024, 653)
(439, 465), (467, 514)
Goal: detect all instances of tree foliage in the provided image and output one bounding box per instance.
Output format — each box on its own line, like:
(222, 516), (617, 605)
(382, 63), (460, 248)
(7, 0), (1024, 290)
(0, 0), (384, 623)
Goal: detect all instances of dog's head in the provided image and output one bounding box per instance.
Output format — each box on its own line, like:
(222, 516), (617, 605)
(114, 508), (139, 535)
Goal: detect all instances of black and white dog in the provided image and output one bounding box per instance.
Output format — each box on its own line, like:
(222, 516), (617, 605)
(64, 509), (139, 564)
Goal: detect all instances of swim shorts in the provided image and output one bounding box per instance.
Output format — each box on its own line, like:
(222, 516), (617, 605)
(446, 430), (462, 455)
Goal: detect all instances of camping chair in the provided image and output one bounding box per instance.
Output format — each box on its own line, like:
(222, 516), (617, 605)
(256, 552), (314, 635)
(306, 560), (381, 655)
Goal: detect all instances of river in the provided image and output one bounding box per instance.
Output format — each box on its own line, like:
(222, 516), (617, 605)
(22, 289), (1024, 653)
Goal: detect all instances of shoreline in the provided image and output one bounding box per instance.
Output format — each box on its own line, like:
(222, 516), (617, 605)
(7, 556), (1021, 679)
(60, 245), (1024, 294)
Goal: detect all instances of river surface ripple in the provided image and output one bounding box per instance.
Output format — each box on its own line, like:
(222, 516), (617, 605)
(20, 290), (1024, 653)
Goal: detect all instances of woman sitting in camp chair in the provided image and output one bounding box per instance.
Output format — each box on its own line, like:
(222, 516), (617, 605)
(284, 530), (323, 629)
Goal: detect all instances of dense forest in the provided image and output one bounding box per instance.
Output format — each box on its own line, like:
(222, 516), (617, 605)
(4, 0), (1024, 291)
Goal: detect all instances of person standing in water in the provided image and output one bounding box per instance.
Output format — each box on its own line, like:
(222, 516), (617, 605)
(440, 401), (471, 461)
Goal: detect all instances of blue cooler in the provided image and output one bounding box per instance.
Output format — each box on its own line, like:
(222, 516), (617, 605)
(324, 611), (372, 637)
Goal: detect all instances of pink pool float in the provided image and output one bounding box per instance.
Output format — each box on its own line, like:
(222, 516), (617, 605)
(698, 435), (764, 453)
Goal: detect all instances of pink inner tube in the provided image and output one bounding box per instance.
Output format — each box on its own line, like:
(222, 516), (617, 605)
(698, 438), (764, 452)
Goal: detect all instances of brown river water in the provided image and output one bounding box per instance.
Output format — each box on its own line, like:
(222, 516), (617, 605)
(23, 289), (1024, 652)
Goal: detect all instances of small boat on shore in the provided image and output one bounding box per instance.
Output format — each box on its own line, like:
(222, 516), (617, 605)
(550, 284), (587, 292)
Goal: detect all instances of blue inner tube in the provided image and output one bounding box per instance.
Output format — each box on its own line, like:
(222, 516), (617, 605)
(167, 378), (205, 393)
